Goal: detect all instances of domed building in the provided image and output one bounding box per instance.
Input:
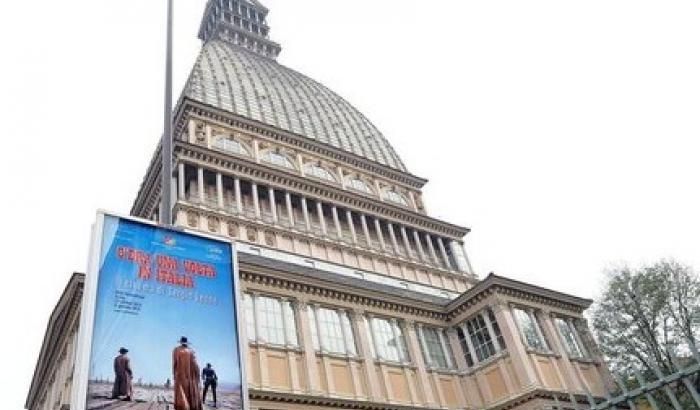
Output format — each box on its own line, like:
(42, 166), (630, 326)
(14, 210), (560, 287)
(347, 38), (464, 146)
(27, 1), (612, 409)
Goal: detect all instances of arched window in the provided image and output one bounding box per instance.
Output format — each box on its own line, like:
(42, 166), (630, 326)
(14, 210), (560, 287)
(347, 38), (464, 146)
(304, 163), (337, 182)
(384, 190), (409, 206)
(347, 177), (373, 194)
(212, 135), (250, 156)
(261, 150), (295, 169)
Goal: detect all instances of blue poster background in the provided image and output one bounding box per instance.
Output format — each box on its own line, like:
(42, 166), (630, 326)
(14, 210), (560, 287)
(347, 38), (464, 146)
(87, 215), (241, 392)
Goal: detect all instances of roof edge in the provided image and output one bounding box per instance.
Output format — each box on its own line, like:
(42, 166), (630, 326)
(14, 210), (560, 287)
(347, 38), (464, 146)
(25, 273), (85, 409)
(447, 273), (593, 313)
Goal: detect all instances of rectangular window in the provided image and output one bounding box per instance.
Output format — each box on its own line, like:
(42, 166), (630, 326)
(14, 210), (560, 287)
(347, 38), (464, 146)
(554, 317), (585, 358)
(418, 326), (453, 369)
(458, 308), (504, 366)
(466, 313), (498, 362)
(243, 293), (298, 347)
(367, 316), (409, 363)
(513, 307), (549, 351)
(307, 306), (357, 355)
(456, 326), (474, 367)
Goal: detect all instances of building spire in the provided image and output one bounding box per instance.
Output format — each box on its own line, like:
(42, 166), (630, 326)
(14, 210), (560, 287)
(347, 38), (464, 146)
(198, 0), (282, 59)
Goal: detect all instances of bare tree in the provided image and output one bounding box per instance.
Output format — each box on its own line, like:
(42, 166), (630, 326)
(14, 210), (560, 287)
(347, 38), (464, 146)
(591, 259), (700, 407)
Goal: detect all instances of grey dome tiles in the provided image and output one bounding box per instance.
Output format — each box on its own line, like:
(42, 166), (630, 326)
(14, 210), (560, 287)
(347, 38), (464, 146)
(185, 40), (407, 172)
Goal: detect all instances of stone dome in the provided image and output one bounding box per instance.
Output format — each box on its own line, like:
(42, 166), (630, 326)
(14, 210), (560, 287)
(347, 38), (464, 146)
(183, 40), (407, 172)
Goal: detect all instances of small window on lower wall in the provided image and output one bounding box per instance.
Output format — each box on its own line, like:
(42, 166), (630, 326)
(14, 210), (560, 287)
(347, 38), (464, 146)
(513, 307), (549, 352)
(456, 307), (505, 367)
(554, 317), (587, 358)
(417, 325), (455, 370)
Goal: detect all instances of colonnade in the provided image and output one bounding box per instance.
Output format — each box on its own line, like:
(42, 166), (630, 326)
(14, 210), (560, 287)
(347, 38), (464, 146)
(177, 163), (473, 274)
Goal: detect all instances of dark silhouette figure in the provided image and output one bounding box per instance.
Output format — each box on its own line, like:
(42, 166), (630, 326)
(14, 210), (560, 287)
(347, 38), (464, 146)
(173, 337), (202, 410)
(111, 348), (133, 401)
(202, 363), (218, 407)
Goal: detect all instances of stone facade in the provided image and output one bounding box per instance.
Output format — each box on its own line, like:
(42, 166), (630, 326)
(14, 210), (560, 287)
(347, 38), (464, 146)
(26, 1), (612, 409)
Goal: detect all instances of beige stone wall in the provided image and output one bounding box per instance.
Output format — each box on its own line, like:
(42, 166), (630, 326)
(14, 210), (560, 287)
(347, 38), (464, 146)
(175, 207), (469, 296)
(31, 321), (79, 410)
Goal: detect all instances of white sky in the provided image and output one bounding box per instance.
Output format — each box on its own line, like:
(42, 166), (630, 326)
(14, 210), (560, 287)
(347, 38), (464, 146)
(1, 1), (699, 408)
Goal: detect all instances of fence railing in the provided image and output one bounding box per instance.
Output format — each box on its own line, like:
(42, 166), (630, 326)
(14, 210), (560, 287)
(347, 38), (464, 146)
(553, 339), (700, 410)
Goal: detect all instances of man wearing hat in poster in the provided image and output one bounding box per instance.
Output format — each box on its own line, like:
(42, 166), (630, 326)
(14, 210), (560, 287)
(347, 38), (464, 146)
(111, 347), (133, 401)
(173, 337), (202, 410)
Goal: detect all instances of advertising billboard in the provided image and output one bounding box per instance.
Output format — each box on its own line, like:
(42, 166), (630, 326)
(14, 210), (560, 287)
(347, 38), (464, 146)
(72, 212), (246, 410)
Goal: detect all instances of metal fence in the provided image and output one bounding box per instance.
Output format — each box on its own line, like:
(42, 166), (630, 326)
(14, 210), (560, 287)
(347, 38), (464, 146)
(553, 340), (700, 410)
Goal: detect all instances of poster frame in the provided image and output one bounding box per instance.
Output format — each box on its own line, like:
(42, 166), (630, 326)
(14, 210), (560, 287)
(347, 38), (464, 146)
(71, 210), (247, 410)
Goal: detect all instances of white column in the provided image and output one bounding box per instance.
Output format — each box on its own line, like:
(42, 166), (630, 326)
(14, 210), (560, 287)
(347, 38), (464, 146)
(387, 223), (400, 254)
(332, 206), (342, 239)
(416, 324), (432, 367)
(528, 308), (548, 349)
(301, 197), (311, 231)
(312, 305), (325, 352)
(251, 182), (261, 218)
(177, 163), (186, 199)
(216, 172), (224, 208)
(437, 237), (454, 270)
(461, 245), (475, 275)
(285, 192), (294, 227)
(413, 230), (427, 262)
(197, 167), (205, 203)
(297, 302), (322, 393)
(251, 294), (261, 342)
(568, 318), (589, 357)
(346, 210), (357, 244)
(437, 330), (454, 369)
(205, 125), (212, 149)
(401, 226), (414, 258)
(338, 166), (346, 189)
(450, 240), (470, 273)
(360, 214), (371, 246)
(297, 153), (305, 176)
(374, 218), (386, 251)
(268, 187), (278, 224)
(234, 178), (242, 214)
(482, 310), (502, 351)
(316, 201), (327, 235)
(253, 140), (260, 163)
(425, 233), (440, 265)
(460, 323), (478, 365)
(409, 191), (419, 212)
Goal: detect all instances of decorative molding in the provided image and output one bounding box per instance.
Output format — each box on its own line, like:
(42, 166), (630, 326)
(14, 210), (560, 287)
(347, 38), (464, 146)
(172, 143), (469, 238)
(174, 202), (471, 289)
(249, 388), (444, 410)
(241, 265), (448, 321)
(175, 98), (428, 189)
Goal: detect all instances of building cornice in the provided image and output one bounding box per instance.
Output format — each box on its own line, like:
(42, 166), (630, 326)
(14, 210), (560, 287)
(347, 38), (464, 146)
(176, 98), (429, 189)
(240, 254), (448, 321)
(486, 387), (596, 410)
(447, 273), (593, 320)
(249, 388), (444, 410)
(173, 142), (470, 238)
(176, 202), (473, 286)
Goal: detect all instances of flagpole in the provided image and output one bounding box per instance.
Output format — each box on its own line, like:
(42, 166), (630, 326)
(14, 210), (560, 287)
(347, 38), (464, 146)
(161, 0), (174, 225)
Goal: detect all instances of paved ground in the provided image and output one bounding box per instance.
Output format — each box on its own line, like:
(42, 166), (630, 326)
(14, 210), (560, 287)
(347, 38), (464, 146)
(87, 382), (240, 410)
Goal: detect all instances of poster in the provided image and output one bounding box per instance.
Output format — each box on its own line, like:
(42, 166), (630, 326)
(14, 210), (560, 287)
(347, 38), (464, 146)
(75, 213), (245, 410)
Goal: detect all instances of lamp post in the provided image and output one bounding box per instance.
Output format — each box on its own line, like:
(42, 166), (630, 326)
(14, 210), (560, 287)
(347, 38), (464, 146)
(161, 0), (174, 225)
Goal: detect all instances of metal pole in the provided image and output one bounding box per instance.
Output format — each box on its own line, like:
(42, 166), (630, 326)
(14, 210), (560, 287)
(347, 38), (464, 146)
(160, 0), (174, 225)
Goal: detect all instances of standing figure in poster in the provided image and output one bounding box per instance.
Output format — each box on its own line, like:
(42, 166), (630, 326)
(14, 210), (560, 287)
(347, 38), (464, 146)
(173, 337), (202, 410)
(111, 347), (133, 401)
(202, 363), (218, 407)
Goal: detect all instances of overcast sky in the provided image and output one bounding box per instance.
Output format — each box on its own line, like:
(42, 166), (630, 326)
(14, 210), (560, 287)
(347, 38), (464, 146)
(1, 1), (699, 408)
